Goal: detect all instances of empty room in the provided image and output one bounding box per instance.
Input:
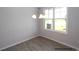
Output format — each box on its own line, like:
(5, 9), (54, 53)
(0, 7), (79, 51)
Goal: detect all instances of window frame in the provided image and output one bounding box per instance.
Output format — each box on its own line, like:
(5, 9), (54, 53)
(43, 7), (68, 34)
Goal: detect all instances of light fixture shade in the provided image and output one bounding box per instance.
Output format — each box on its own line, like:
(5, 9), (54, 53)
(39, 14), (44, 19)
(32, 14), (37, 19)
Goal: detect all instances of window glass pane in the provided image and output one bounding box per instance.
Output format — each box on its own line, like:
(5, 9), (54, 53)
(44, 9), (49, 18)
(49, 8), (53, 19)
(55, 7), (67, 32)
(45, 19), (53, 29)
(55, 7), (67, 18)
(55, 19), (66, 32)
(44, 8), (54, 29)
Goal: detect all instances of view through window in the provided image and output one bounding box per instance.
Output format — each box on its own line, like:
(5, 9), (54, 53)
(44, 7), (67, 32)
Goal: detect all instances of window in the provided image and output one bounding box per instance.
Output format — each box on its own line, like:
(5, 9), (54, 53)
(44, 7), (67, 32)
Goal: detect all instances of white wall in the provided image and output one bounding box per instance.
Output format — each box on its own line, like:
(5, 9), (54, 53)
(0, 7), (38, 50)
(39, 7), (79, 50)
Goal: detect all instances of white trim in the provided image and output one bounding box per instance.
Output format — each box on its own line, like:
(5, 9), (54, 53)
(0, 34), (39, 51)
(44, 29), (67, 34)
(40, 35), (79, 51)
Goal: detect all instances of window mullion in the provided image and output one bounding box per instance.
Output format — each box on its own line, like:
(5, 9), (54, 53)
(53, 8), (55, 30)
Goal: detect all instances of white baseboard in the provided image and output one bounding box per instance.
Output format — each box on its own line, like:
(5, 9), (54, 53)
(40, 35), (79, 51)
(0, 34), (38, 51)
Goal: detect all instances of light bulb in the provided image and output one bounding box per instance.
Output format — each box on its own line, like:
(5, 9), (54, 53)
(39, 14), (44, 19)
(32, 14), (36, 19)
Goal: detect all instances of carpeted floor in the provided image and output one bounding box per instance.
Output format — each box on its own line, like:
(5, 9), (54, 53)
(2, 36), (76, 51)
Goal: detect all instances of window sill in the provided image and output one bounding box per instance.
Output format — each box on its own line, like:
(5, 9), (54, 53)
(44, 29), (67, 35)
